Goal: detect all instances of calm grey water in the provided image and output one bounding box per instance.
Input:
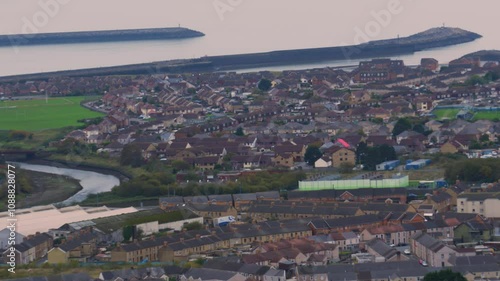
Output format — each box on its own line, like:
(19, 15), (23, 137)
(15, 162), (120, 205)
(0, 0), (498, 76)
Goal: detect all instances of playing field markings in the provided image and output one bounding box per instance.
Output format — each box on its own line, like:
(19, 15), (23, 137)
(15, 110), (27, 120)
(61, 98), (76, 104)
(4, 100), (74, 108)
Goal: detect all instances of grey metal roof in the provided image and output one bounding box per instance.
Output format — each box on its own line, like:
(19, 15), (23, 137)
(182, 268), (238, 281)
(366, 238), (397, 259)
(411, 232), (445, 252)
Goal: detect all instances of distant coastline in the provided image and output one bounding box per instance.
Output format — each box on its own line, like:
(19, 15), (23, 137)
(462, 50), (500, 61)
(0, 27), (205, 47)
(0, 27), (481, 82)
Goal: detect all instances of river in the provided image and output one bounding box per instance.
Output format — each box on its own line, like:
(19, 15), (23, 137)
(15, 162), (120, 205)
(0, 0), (499, 76)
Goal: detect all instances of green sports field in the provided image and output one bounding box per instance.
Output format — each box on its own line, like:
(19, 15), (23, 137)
(0, 96), (104, 131)
(431, 108), (460, 120)
(472, 111), (500, 121)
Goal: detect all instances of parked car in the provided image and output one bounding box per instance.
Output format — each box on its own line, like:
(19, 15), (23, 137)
(404, 249), (411, 255)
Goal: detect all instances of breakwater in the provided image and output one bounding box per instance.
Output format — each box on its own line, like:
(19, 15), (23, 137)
(0, 27), (204, 47)
(0, 27), (481, 82)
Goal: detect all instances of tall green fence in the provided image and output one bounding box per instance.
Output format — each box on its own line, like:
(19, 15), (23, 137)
(298, 175), (409, 190)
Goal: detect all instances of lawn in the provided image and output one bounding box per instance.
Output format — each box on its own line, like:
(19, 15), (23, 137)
(431, 108), (460, 120)
(472, 111), (500, 121)
(0, 96), (103, 131)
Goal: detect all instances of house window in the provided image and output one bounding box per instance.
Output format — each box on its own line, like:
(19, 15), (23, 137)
(472, 209), (475, 212)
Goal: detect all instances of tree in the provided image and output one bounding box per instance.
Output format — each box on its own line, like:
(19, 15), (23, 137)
(480, 133), (490, 142)
(485, 70), (500, 82)
(412, 123), (426, 134)
(154, 85), (163, 92)
(184, 221), (203, 231)
(120, 143), (143, 167)
(445, 158), (500, 183)
(172, 160), (192, 173)
(379, 144), (397, 162)
(357, 144), (397, 171)
(304, 145), (322, 166)
(423, 269), (466, 281)
(355, 142), (368, 165)
(479, 165), (493, 179)
(357, 128), (366, 137)
(154, 173), (175, 185)
(362, 147), (381, 171)
(469, 140), (482, 150)
(234, 127), (245, 136)
(144, 157), (164, 173)
(392, 118), (412, 137)
(257, 79), (272, 91)
(465, 75), (488, 86)
(122, 225), (134, 242)
(55, 138), (78, 154)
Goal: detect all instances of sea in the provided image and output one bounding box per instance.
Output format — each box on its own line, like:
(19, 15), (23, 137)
(0, 0), (498, 76)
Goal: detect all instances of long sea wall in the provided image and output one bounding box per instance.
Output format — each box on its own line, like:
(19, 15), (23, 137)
(0, 27), (481, 82)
